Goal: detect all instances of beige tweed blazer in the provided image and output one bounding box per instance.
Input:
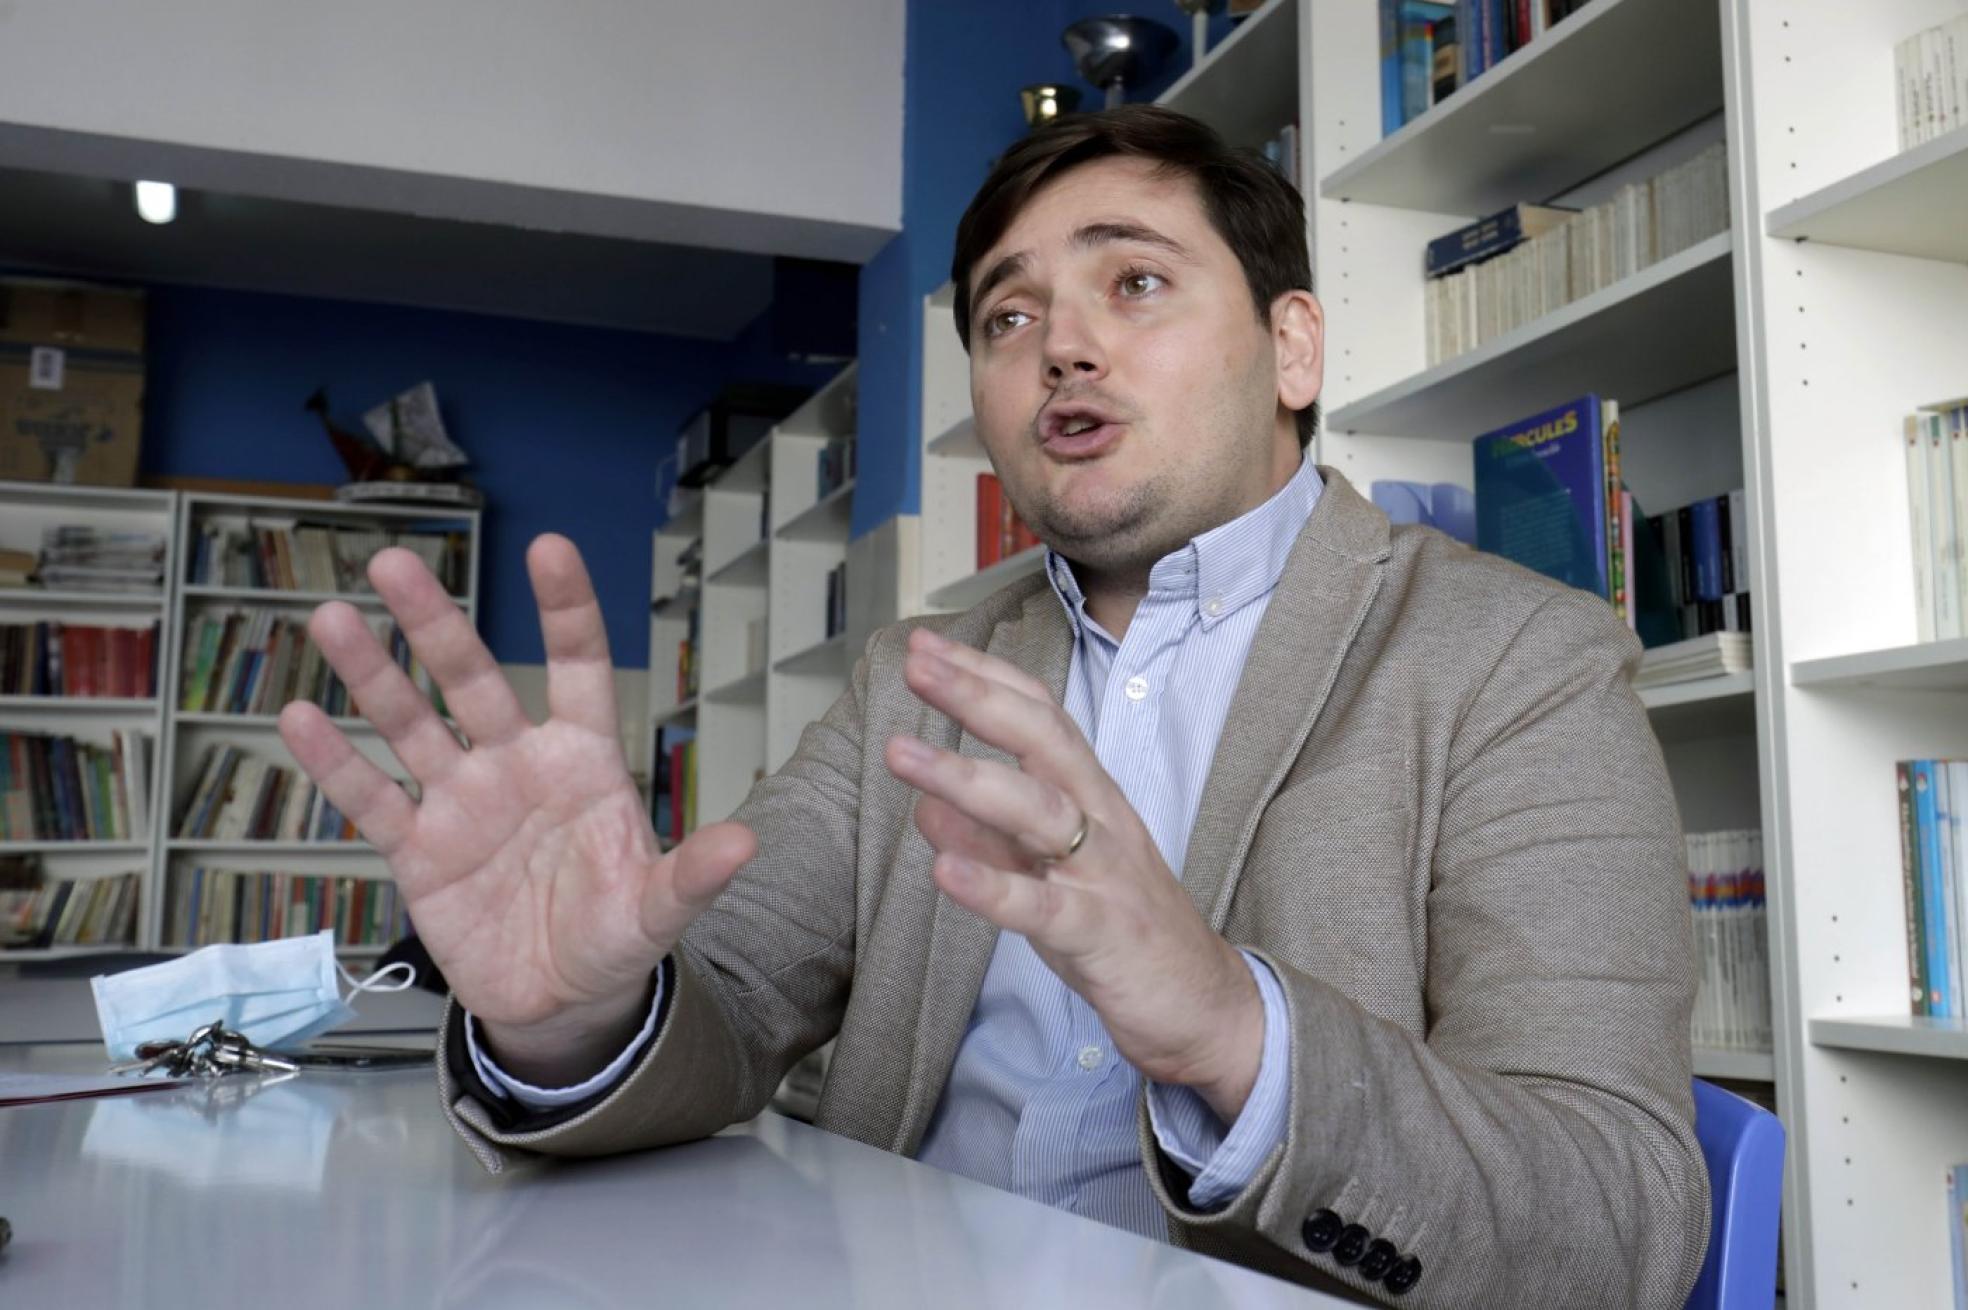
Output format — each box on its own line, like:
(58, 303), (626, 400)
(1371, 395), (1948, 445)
(437, 468), (1709, 1309)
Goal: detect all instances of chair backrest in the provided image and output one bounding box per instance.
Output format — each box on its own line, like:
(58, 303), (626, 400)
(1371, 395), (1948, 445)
(1685, 1077), (1786, 1310)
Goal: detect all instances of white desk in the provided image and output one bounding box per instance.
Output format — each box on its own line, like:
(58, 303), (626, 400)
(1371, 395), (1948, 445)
(0, 1041), (1346, 1308)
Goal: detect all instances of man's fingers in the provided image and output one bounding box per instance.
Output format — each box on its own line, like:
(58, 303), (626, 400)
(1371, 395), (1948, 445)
(367, 547), (531, 749)
(658, 821), (757, 917)
(887, 735), (1087, 867)
(912, 792), (1032, 871)
(307, 600), (466, 787)
(906, 626), (1053, 702)
(277, 701), (417, 855)
(528, 535), (622, 739)
(932, 852), (1064, 940)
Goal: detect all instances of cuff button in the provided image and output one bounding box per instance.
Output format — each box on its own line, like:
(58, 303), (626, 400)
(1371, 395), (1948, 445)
(1332, 1223), (1370, 1266)
(1300, 1208), (1343, 1253)
(1359, 1238), (1397, 1280)
(1385, 1254), (1423, 1295)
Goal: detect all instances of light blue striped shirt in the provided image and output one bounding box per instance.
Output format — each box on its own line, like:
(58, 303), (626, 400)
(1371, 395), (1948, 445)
(471, 456), (1323, 1239)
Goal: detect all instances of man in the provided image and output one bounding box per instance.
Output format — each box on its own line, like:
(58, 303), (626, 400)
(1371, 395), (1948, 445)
(280, 106), (1709, 1307)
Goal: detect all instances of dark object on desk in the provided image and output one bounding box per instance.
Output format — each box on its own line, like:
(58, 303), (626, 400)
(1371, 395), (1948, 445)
(288, 1045), (433, 1070)
(378, 933), (449, 997)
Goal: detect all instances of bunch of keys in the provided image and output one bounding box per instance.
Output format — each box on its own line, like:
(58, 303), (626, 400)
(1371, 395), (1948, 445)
(111, 1019), (300, 1079)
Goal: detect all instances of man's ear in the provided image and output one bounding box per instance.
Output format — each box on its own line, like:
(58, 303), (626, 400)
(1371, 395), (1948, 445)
(1270, 289), (1324, 415)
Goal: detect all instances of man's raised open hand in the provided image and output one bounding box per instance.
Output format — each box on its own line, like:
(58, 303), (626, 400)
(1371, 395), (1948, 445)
(277, 534), (754, 1082)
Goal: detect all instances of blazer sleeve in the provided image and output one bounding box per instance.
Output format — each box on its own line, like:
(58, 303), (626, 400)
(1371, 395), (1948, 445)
(1142, 588), (1711, 1310)
(438, 638), (871, 1171)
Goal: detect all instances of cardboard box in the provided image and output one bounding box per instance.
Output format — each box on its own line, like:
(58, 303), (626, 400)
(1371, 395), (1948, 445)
(0, 278), (146, 486)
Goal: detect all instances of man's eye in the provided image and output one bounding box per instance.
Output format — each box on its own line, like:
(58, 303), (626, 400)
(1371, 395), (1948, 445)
(985, 309), (1030, 338)
(1118, 271), (1165, 297)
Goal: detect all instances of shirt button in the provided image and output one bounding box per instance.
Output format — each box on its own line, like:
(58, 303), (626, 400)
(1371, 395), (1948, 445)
(1124, 675), (1148, 701)
(1205, 597), (1224, 617)
(1077, 1045), (1104, 1071)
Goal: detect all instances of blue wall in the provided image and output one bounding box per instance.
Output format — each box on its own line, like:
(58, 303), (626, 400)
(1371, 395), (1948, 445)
(140, 285), (834, 667)
(853, 0), (1221, 536)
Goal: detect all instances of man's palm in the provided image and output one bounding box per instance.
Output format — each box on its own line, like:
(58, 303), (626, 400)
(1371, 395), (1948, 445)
(277, 536), (753, 1034)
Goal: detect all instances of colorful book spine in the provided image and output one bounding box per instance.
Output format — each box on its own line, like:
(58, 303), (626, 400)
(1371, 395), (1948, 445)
(1912, 760), (1955, 1016)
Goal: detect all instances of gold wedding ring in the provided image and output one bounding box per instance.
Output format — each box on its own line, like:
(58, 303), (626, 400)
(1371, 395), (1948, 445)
(1056, 814), (1090, 863)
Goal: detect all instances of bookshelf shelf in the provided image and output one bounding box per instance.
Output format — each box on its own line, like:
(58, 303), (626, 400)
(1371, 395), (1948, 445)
(0, 944), (140, 961)
(180, 585), (404, 609)
(705, 538), (770, 587)
(772, 632), (847, 678)
(714, 435), (773, 496)
(925, 546), (1047, 612)
(650, 586), (700, 616)
(1766, 125), (1968, 265)
(927, 417), (983, 459)
(0, 589), (164, 611)
(172, 710), (443, 735)
(0, 696), (158, 713)
(703, 668), (767, 707)
(653, 696), (699, 727)
(1807, 1015), (1968, 1061)
(1789, 639), (1968, 693)
(775, 481), (855, 543)
(1639, 671), (1756, 744)
(1692, 1046), (1776, 1082)
(1154, 0), (1297, 152)
(165, 840), (376, 854)
(0, 841), (148, 855)
(1326, 232), (1735, 440)
(1318, 0), (1723, 214)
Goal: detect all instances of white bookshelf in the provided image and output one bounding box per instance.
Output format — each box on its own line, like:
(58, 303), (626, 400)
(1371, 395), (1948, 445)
(1729, 3), (1968, 1302)
(648, 363), (861, 835)
(0, 479), (175, 962)
(159, 489), (480, 959)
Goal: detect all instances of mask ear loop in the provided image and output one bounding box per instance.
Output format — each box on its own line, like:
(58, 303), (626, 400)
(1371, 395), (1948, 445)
(338, 959), (417, 1000)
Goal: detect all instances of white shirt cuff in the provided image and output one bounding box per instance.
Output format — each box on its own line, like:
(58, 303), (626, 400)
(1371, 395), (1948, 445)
(464, 966), (668, 1109)
(1145, 949), (1292, 1211)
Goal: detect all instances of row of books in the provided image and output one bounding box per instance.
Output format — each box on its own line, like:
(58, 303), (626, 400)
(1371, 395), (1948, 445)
(1423, 143), (1730, 366)
(175, 745), (364, 843)
(675, 604), (702, 703)
(816, 437), (856, 502)
(0, 729), (152, 842)
(0, 866), (142, 950)
(1895, 759), (1968, 1019)
(0, 621), (159, 699)
(1472, 393), (1754, 660)
(1378, 0), (1596, 136)
(1895, 14), (1968, 151)
(186, 517), (468, 595)
(1950, 1164), (1967, 1310)
(1259, 122), (1301, 189)
(1902, 401), (1968, 644)
(976, 474), (1041, 570)
(179, 609), (445, 718)
(1688, 829), (1771, 1053)
(659, 736), (699, 843)
(27, 525), (167, 595)
(163, 867), (408, 950)
(823, 562), (849, 642)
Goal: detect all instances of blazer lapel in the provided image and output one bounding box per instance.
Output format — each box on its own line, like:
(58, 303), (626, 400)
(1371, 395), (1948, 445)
(894, 582), (1074, 1154)
(1179, 468), (1392, 931)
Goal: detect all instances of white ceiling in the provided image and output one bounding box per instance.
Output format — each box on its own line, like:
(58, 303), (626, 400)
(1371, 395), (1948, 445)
(0, 164), (779, 340)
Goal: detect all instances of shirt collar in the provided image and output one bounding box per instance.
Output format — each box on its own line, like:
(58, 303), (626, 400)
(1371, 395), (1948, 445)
(1044, 454), (1325, 634)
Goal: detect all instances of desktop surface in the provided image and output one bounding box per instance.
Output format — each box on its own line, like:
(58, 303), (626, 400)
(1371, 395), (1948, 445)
(0, 1040), (1347, 1309)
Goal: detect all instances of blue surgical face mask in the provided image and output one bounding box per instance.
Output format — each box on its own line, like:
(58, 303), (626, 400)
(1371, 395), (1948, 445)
(91, 930), (416, 1062)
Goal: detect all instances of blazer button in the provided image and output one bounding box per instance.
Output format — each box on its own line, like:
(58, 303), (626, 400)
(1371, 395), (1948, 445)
(1300, 1208), (1343, 1253)
(1332, 1223), (1371, 1266)
(1384, 1254), (1424, 1295)
(1358, 1238), (1398, 1280)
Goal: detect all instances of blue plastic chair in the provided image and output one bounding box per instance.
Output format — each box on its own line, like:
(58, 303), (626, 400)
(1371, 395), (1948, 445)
(1685, 1077), (1786, 1310)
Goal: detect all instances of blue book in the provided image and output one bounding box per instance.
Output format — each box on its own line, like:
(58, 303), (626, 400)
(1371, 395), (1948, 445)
(1474, 396), (1609, 598)
(1912, 760), (1954, 1017)
(1690, 496), (1725, 601)
(1426, 203), (1575, 277)
(1382, 2), (1455, 135)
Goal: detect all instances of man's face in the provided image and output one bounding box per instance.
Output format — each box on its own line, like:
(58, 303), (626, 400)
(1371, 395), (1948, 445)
(964, 155), (1316, 576)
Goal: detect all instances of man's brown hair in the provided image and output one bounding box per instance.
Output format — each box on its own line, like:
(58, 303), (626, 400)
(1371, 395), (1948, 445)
(950, 104), (1316, 447)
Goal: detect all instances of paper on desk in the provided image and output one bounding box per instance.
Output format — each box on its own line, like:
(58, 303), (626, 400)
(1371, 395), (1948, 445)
(0, 1074), (187, 1107)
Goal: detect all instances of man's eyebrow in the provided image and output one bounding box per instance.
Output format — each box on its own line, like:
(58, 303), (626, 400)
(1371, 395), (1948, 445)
(1071, 222), (1198, 263)
(970, 251), (1031, 321)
